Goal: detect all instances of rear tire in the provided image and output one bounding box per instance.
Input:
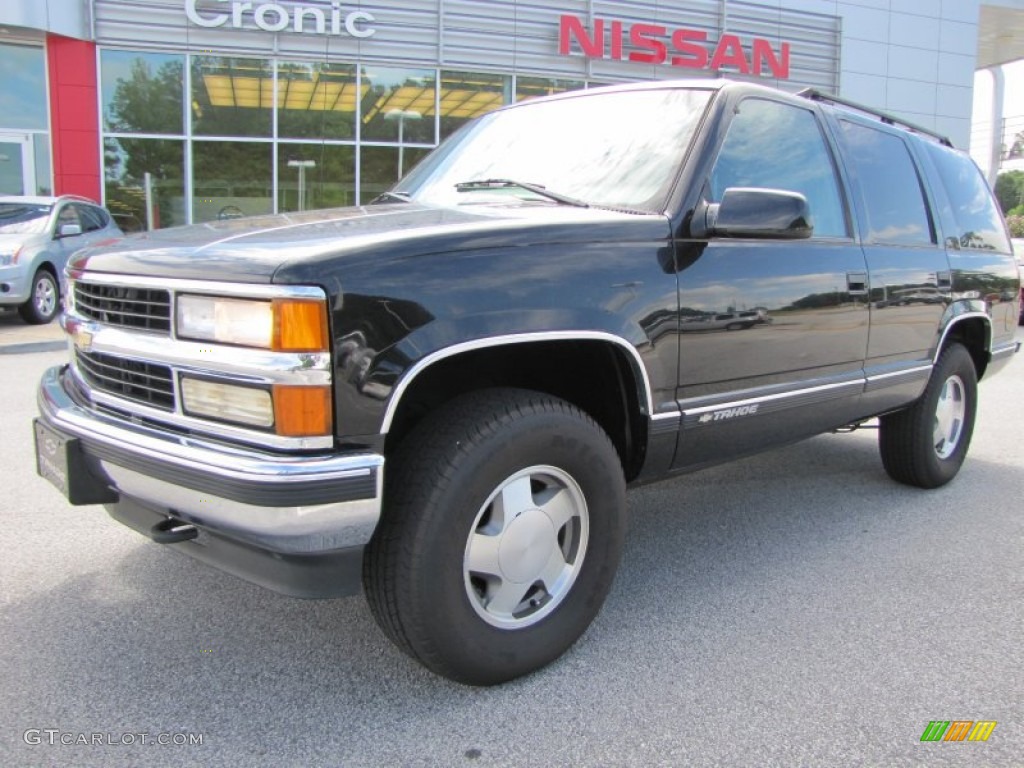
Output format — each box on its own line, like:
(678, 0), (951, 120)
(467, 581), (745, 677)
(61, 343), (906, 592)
(878, 343), (977, 489)
(363, 388), (626, 685)
(19, 269), (59, 325)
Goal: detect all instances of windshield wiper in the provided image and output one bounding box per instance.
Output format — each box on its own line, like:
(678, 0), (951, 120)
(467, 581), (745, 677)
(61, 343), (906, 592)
(455, 179), (589, 208)
(369, 191), (412, 204)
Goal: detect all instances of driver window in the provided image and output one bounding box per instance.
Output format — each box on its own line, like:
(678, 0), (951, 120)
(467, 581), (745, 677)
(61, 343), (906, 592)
(709, 99), (848, 238)
(56, 205), (80, 231)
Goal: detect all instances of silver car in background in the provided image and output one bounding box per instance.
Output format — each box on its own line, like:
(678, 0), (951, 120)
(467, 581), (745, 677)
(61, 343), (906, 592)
(0, 196), (123, 324)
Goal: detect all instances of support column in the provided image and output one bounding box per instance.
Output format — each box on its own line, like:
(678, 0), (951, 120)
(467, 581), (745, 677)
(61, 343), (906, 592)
(987, 65), (1005, 187)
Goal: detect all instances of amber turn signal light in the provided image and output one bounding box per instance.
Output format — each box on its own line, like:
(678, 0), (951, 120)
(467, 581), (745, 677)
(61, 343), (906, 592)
(273, 385), (332, 437)
(273, 299), (329, 352)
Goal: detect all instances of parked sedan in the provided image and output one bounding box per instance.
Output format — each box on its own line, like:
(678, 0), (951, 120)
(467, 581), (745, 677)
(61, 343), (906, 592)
(0, 196), (123, 323)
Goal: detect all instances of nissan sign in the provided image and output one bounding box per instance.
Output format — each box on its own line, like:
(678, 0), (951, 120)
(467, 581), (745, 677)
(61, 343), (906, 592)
(559, 14), (790, 79)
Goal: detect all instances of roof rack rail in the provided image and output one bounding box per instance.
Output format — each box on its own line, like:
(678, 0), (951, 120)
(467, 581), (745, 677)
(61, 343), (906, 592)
(796, 88), (953, 147)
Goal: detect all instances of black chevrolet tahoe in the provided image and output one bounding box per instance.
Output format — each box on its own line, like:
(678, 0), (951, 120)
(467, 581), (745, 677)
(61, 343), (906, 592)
(34, 80), (1020, 685)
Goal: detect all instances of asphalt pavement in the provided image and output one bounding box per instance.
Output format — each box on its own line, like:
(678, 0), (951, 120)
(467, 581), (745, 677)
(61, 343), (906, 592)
(0, 309), (65, 354)
(0, 330), (1021, 767)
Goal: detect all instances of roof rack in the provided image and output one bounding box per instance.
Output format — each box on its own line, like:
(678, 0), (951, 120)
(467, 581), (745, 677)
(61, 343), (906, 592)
(796, 88), (953, 147)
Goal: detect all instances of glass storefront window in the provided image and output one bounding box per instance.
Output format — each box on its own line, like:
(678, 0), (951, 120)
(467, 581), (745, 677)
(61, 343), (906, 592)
(102, 50), (185, 134)
(104, 138), (186, 232)
(439, 71), (510, 139)
(278, 144), (355, 211)
(0, 43), (48, 131)
(192, 57), (273, 138)
(515, 76), (585, 102)
(278, 61), (358, 140)
(360, 146), (431, 205)
(96, 47), (605, 221)
(193, 141), (272, 222)
(33, 135), (52, 196)
(361, 67), (437, 144)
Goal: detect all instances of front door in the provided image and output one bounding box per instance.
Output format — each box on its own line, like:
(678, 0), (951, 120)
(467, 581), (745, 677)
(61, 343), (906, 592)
(0, 134), (35, 196)
(673, 96), (869, 470)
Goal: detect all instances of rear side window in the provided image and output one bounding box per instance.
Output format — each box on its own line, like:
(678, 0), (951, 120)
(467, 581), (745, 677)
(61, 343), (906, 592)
(840, 121), (935, 246)
(708, 99), (848, 238)
(90, 205), (111, 229)
(926, 143), (1011, 253)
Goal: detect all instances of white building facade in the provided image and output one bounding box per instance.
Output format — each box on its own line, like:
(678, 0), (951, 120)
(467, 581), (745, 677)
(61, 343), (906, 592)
(0, 0), (1019, 228)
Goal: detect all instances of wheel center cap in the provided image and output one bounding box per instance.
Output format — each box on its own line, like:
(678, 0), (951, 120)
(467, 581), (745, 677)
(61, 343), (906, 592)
(498, 509), (555, 583)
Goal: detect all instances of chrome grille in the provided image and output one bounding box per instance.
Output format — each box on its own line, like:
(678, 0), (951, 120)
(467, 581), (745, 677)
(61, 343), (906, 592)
(74, 282), (171, 332)
(75, 349), (175, 411)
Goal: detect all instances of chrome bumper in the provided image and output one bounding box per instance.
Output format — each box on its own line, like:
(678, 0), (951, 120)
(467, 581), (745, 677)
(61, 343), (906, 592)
(37, 365), (384, 556)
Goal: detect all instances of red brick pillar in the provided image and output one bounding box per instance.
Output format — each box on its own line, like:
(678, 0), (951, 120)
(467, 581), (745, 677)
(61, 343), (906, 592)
(47, 34), (101, 201)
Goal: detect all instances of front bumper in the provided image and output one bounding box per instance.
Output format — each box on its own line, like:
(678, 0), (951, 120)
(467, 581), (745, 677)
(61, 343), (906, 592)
(37, 365), (384, 597)
(0, 263), (29, 304)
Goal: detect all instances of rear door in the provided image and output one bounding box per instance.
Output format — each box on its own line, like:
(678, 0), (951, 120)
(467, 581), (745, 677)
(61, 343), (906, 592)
(832, 117), (952, 414)
(673, 96), (869, 470)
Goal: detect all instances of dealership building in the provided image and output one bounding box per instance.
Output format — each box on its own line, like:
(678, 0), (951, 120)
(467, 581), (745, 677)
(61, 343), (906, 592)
(2, 0), (1023, 229)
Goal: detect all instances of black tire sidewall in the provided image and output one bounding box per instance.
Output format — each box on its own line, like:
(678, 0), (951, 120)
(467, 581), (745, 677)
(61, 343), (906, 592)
(393, 399), (625, 684)
(21, 270), (58, 324)
(909, 344), (978, 487)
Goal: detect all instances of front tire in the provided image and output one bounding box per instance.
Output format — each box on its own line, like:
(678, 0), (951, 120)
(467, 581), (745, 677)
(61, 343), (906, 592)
(363, 388), (626, 685)
(878, 343), (977, 489)
(19, 269), (59, 324)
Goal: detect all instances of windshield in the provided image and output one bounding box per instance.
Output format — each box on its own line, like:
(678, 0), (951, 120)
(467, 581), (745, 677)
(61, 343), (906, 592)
(0, 203), (52, 235)
(394, 87), (713, 212)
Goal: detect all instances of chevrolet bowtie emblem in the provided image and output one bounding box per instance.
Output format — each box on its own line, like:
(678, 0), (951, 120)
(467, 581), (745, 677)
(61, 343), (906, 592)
(72, 328), (93, 352)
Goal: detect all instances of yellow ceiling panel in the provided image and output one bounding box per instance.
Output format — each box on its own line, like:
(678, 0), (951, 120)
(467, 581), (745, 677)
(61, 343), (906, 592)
(363, 84), (438, 122)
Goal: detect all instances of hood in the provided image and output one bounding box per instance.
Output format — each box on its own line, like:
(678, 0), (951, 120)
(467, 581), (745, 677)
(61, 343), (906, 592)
(68, 203), (670, 284)
(0, 232), (40, 253)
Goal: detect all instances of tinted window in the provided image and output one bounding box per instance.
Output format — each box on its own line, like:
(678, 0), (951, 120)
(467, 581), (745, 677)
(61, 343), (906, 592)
(840, 121), (935, 246)
(709, 99), (847, 238)
(926, 143), (1011, 252)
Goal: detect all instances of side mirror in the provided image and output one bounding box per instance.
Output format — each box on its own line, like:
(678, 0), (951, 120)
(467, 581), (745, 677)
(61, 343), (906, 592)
(700, 188), (813, 240)
(58, 223), (83, 238)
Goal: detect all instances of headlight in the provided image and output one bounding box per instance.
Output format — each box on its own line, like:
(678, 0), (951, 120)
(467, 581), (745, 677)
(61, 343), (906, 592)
(176, 294), (328, 351)
(181, 377), (333, 436)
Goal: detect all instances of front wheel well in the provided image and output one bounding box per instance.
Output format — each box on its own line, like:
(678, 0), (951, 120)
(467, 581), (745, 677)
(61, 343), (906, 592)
(383, 340), (648, 480)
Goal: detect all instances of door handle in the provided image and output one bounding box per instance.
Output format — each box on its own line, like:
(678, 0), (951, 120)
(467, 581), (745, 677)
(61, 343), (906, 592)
(846, 271), (868, 296)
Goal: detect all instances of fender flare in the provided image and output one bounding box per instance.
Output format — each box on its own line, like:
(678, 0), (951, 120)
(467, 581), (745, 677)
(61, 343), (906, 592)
(378, 331), (657, 434)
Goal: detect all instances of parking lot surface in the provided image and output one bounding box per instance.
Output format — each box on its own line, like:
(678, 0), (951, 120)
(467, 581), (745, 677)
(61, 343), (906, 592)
(1, 345), (1021, 767)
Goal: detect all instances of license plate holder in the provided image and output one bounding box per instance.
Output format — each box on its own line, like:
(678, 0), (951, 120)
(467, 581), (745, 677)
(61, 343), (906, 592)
(33, 419), (118, 505)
